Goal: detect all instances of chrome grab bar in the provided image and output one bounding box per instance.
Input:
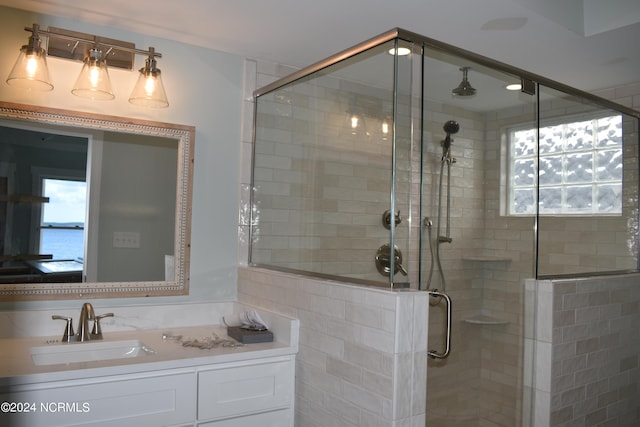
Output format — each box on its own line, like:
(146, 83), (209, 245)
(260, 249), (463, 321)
(427, 289), (452, 359)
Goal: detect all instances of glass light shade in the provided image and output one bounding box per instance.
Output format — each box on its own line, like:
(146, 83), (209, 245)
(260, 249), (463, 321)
(129, 67), (169, 108)
(71, 50), (115, 100)
(6, 45), (53, 91)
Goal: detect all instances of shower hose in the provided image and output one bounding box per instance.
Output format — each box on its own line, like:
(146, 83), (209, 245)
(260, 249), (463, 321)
(425, 149), (452, 305)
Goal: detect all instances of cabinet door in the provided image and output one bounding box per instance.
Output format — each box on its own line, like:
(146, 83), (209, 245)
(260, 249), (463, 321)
(197, 408), (291, 426)
(0, 371), (196, 427)
(198, 359), (292, 421)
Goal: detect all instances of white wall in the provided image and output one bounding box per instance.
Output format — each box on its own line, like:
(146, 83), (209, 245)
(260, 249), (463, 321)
(96, 133), (176, 282)
(0, 5), (243, 310)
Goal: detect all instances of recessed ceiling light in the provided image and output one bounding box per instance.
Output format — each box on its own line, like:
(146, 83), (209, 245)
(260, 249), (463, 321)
(505, 83), (522, 91)
(388, 47), (412, 56)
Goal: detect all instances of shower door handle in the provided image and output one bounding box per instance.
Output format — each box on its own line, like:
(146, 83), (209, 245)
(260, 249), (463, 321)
(427, 290), (452, 359)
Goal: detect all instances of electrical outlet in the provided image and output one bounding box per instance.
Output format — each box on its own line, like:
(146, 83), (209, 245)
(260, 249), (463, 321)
(113, 231), (141, 248)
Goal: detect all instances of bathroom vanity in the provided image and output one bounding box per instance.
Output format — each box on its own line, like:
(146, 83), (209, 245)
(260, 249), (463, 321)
(0, 315), (298, 427)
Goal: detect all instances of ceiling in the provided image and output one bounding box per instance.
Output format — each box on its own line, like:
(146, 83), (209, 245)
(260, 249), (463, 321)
(2, 0), (639, 95)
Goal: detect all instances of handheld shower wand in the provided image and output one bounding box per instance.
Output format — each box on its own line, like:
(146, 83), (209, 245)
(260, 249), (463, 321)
(442, 120), (460, 152)
(425, 120), (460, 296)
(439, 120), (459, 242)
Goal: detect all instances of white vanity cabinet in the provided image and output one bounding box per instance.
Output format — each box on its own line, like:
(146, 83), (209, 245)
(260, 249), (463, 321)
(196, 357), (293, 426)
(0, 355), (295, 427)
(0, 370), (196, 426)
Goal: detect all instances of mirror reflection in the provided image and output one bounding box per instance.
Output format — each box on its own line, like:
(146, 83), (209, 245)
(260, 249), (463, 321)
(0, 102), (194, 300)
(0, 124), (89, 283)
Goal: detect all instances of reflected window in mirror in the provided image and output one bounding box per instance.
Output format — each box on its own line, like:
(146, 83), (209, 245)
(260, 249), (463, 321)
(1, 125), (88, 283)
(40, 178), (87, 261)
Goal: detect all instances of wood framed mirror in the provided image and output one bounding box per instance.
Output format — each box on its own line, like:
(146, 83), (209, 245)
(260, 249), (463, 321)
(0, 101), (194, 300)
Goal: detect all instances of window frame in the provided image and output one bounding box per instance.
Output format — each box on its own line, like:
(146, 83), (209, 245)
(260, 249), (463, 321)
(38, 177), (87, 261)
(31, 168), (87, 259)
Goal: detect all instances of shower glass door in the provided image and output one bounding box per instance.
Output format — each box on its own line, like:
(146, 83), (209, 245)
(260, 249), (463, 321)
(251, 39), (420, 288)
(419, 48), (538, 427)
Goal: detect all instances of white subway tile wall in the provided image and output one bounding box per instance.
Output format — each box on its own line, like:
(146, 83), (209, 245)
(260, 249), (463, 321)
(238, 266), (428, 426)
(530, 275), (640, 426)
(249, 68), (413, 284)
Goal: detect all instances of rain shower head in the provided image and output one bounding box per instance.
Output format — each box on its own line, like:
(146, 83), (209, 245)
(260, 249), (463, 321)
(452, 67), (476, 97)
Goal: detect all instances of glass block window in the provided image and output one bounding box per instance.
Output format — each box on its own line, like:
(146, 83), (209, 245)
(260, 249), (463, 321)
(509, 115), (623, 215)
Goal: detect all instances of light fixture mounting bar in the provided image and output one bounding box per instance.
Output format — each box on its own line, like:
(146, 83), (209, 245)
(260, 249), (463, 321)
(24, 25), (162, 71)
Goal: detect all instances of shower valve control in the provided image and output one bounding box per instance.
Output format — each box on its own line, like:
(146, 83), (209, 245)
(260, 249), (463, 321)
(375, 243), (407, 277)
(382, 210), (402, 229)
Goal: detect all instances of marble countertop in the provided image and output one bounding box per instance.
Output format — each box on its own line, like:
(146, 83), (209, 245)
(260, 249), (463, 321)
(0, 323), (297, 388)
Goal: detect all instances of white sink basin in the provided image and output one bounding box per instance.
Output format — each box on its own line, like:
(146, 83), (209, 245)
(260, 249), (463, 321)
(30, 339), (156, 366)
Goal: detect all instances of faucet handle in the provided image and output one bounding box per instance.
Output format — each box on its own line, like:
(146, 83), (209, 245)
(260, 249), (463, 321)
(91, 312), (114, 339)
(52, 315), (77, 342)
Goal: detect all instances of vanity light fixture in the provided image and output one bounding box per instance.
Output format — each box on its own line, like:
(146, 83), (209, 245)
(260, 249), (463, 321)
(350, 114), (359, 129)
(128, 47), (169, 108)
(6, 23), (169, 108)
(349, 113), (360, 134)
(5, 24), (53, 91)
(71, 47), (115, 100)
(346, 97), (391, 139)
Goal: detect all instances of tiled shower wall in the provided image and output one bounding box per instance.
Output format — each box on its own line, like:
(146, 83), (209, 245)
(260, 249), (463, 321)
(239, 59), (640, 281)
(530, 275), (640, 427)
(239, 54), (640, 427)
(483, 94), (638, 279)
(526, 83), (640, 427)
(239, 59), (429, 427)
(237, 266), (428, 426)
(246, 61), (416, 285)
(421, 100), (532, 427)
(244, 57), (537, 425)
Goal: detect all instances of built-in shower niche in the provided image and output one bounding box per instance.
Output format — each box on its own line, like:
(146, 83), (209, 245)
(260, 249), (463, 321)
(462, 257), (512, 325)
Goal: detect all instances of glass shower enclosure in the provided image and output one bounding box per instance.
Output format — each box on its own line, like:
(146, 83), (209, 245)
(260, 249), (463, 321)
(250, 28), (640, 427)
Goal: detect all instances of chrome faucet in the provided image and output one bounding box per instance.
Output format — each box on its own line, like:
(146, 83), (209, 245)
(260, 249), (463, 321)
(51, 315), (76, 342)
(77, 302), (95, 342)
(91, 312), (114, 340)
(52, 303), (114, 343)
